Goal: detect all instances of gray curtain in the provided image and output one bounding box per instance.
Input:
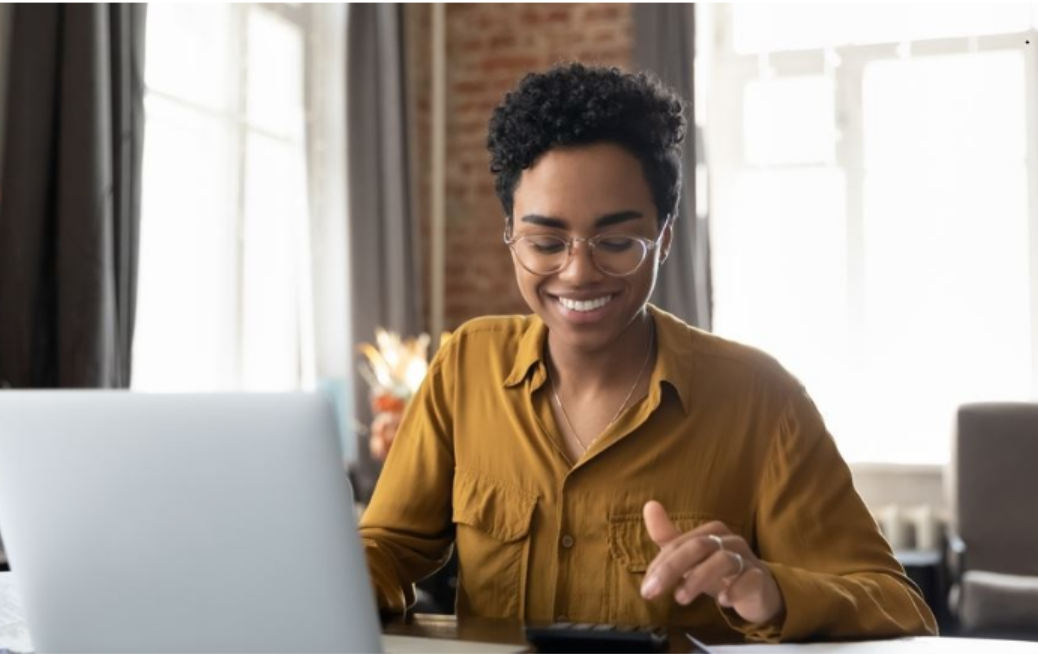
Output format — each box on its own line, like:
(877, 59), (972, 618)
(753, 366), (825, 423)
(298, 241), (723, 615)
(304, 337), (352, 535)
(634, 3), (712, 331)
(347, 4), (422, 496)
(0, 3), (147, 388)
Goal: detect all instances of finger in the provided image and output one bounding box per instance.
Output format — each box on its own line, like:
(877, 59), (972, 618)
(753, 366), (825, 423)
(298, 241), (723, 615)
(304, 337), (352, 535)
(643, 501), (681, 546)
(719, 562), (786, 625)
(674, 549), (743, 605)
(644, 522), (729, 586)
(717, 564), (759, 608)
(642, 533), (723, 600)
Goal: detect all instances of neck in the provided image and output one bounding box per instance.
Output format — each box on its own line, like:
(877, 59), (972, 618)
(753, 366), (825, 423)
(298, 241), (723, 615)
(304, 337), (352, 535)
(547, 310), (655, 396)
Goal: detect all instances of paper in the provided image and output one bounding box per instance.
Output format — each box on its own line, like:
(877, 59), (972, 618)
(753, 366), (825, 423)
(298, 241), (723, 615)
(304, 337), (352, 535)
(708, 636), (1038, 653)
(0, 573), (33, 654)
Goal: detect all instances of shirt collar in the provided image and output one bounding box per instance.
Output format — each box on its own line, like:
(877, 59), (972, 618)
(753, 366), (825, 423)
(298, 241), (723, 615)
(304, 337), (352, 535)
(647, 304), (695, 415)
(502, 314), (549, 390)
(501, 305), (697, 412)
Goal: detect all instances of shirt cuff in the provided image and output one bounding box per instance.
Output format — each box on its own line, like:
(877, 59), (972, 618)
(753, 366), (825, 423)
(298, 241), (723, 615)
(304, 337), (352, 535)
(364, 541), (414, 613)
(717, 561), (814, 642)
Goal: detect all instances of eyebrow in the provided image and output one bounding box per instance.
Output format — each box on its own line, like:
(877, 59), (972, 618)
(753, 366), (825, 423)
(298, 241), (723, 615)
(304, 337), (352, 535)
(519, 210), (644, 229)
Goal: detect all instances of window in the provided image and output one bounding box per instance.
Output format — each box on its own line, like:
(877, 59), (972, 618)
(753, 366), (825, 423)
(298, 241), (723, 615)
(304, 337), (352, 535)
(134, 4), (314, 392)
(703, 4), (1038, 464)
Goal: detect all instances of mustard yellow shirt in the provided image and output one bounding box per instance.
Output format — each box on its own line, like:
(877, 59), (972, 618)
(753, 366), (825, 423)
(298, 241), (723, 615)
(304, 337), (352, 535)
(359, 305), (937, 642)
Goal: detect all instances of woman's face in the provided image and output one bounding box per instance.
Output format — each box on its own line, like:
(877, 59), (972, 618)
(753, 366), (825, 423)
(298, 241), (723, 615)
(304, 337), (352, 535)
(509, 142), (672, 355)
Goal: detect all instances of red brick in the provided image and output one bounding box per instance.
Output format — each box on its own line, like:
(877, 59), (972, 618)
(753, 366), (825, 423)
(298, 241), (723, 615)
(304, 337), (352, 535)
(480, 55), (542, 74)
(489, 34), (516, 49)
(546, 8), (571, 24)
(519, 9), (545, 27)
(453, 80), (487, 95)
(584, 4), (623, 23)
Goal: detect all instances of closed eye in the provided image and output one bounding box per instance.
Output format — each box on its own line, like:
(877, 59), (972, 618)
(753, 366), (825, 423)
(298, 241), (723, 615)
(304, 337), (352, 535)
(595, 236), (638, 253)
(522, 235), (567, 254)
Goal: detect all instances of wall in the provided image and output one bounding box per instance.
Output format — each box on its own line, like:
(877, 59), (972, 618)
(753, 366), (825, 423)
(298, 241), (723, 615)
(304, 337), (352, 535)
(406, 3), (634, 331)
(852, 463), (948, 518)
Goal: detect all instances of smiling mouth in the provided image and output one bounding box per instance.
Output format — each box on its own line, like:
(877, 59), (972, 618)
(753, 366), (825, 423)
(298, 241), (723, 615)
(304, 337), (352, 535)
(556, 294), (614, 312)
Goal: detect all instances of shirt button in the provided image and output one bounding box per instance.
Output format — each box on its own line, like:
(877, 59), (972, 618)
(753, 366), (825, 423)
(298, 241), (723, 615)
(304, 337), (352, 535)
(561, 535), (575, 549)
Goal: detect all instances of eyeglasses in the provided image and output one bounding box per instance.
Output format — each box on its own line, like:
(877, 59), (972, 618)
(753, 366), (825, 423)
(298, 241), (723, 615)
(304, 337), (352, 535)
(504, 220), (669, 277)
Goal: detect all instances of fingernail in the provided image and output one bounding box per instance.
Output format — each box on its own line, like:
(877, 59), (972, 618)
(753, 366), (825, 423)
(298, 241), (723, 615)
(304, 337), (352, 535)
(641, 575), (660, 599)
(675, 588), (690, 605)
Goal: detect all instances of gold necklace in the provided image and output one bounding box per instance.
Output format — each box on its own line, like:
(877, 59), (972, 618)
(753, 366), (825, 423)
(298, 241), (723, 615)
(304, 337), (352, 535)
(547, 323), (656, 458)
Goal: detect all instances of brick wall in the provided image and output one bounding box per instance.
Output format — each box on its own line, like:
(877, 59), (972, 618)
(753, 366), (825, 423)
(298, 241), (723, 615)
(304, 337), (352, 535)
(405, 3), (634, 332)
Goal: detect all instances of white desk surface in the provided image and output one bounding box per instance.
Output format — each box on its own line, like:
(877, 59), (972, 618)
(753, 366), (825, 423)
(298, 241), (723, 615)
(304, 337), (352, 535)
(710, 638), (1038, 653)
(2, 572), (1037, 653)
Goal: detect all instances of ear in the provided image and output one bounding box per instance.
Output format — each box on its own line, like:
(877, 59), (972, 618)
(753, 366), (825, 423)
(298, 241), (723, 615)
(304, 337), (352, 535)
(659, 217), (675, 265)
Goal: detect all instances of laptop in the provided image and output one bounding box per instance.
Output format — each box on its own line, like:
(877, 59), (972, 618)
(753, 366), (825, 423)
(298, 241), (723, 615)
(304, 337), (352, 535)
(0, 392), (383, 653)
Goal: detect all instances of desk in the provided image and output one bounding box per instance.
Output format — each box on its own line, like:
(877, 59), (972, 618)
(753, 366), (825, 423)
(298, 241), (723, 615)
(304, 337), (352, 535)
(384, 614), (1038, 653)
(2, 573), (1037, 653)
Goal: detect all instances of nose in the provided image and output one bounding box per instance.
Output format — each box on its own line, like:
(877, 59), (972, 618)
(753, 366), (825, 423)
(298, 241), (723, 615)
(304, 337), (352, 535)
(558, 238), (604, 283)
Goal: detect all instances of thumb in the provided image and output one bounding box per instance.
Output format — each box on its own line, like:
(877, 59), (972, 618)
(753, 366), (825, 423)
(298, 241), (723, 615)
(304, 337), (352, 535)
(643, 500), (681, 546)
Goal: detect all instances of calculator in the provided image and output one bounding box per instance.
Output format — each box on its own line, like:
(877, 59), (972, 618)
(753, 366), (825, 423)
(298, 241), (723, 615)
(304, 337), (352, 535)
(524, 621), (669, 652)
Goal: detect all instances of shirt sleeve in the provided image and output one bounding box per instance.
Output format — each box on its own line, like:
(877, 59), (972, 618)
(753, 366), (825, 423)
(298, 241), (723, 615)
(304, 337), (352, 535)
(358, 344), (457, 614)
(722, 386), (938, 641)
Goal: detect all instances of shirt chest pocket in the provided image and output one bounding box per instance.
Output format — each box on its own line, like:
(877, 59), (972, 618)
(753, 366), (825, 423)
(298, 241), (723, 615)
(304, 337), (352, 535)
(607, 513), (743, 626)
(452, 468), (537, 619)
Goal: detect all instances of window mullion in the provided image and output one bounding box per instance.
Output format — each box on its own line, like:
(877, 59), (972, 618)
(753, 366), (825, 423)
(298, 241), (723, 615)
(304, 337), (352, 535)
(233, 3), (250, 390)
(1025, 28), (1038, 399)
(836, 55), (867, 384)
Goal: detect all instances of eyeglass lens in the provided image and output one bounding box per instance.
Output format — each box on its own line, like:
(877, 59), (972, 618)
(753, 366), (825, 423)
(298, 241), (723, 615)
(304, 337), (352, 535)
(511, 235), (649, 276)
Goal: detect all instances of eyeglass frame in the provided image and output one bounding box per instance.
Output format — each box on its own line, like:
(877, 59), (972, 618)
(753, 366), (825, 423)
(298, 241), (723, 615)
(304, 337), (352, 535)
(503, 215), (672, 278)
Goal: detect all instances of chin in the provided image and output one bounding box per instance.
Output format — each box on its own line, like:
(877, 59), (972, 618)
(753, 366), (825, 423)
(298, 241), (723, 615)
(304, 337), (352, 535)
(542, 299), (644, 351)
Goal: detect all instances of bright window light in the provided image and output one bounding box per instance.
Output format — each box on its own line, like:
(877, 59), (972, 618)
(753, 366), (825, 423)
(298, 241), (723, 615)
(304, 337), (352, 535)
(134, 4), (312, 392)
(708, 6), (1037, 464)
(733, 3), (1035, 54)
(743, 76), (835, 165)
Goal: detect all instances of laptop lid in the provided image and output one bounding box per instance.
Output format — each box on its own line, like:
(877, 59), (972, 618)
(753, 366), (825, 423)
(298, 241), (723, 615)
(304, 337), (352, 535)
(0, 392), (382, 653)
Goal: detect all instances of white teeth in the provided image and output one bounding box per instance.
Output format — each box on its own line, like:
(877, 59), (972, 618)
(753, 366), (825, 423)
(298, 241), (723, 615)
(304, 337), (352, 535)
(559, 295), (612, 312)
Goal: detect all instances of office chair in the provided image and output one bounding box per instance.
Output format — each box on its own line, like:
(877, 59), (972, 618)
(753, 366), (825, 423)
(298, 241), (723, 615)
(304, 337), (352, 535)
(948, 402), (1038, 639)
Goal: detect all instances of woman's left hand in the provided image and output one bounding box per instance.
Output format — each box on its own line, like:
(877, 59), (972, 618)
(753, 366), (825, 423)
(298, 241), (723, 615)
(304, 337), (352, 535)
(369, 410), (403, 461)
(640, 500), (786, 626)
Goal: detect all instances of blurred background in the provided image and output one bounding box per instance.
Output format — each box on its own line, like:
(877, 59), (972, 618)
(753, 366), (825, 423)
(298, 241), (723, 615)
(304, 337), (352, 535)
(1, 2), (1037, 636)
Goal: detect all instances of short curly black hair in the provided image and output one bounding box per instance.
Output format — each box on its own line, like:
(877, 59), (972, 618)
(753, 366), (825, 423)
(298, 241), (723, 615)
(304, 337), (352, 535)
(487, 62), (687, 228)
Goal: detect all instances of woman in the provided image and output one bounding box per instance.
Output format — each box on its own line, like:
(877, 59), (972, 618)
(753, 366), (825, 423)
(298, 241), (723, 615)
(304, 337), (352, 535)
(359, 63), (937, 642)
